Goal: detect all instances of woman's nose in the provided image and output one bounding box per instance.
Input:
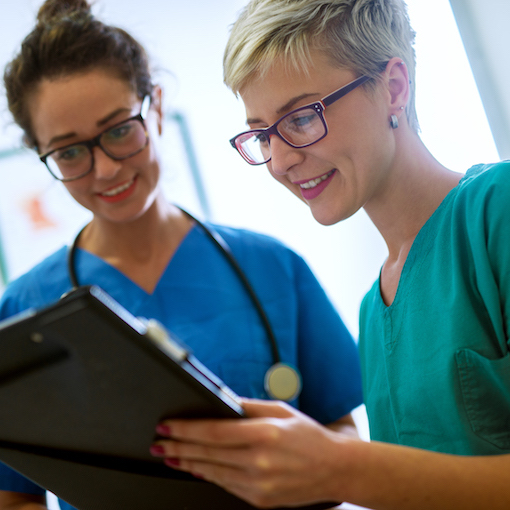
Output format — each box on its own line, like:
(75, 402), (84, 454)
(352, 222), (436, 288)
(92, 146), (122, 179)
(267, 135), (302, 175)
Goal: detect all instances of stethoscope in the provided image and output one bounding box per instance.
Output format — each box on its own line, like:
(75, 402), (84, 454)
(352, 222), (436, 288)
(66, 209), (302, 402)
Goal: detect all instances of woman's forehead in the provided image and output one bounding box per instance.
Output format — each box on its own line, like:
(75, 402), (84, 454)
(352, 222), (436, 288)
(240, 56), (355, 119)
(27, 71), (138, 149)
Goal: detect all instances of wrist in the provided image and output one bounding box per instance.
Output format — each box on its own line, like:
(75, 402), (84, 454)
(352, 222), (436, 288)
(322, 432), (370, 504)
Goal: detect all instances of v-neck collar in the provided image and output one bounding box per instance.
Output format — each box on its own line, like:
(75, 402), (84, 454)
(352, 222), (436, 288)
(73, 223), (201, 298)
(376, 171), (470, 311)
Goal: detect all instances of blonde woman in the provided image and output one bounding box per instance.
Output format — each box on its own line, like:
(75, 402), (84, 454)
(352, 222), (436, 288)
(152, 1), (510, 508)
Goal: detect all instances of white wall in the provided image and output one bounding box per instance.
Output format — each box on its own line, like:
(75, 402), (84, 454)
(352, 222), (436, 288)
(449, 0), (510, 159)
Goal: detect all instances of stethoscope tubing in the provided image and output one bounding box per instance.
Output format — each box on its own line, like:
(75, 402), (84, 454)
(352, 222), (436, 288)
(67, 209), (282, 365)
(66, 208), (302, 401)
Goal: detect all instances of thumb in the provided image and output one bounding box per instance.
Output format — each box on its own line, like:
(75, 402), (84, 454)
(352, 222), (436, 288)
(240, 398), (298, 419)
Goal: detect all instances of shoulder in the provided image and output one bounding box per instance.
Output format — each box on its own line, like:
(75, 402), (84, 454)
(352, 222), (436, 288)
(443, 161), (510, 235)
(208, 223), (306, 265)
(455, 161), (510, 205)
(0, 246), (70, 318)
(206, 223), (319, 287)
(448, 161), (510, 271)
(210, 224), (290, 250)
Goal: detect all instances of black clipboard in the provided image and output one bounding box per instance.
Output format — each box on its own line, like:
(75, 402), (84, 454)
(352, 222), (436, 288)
(0, 286), (337, 510)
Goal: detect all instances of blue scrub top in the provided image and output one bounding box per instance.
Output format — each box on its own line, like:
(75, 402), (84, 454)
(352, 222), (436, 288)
(0, 223), (363, 509)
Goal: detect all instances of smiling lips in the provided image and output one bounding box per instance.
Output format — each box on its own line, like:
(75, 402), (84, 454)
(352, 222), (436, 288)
(295, 169), (336, 200)
(97, 176), (137, 203)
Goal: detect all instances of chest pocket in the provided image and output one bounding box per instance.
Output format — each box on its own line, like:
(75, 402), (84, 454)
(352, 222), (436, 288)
(456, 348), (510, 450)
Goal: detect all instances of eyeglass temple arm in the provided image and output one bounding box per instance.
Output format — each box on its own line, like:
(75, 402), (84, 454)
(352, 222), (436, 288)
(322, 75), (370, 107)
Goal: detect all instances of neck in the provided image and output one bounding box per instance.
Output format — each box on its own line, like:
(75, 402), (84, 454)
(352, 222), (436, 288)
(75, 195), (194, 294)
(78, 194), (193, 265)
(364, 132), (461, 261)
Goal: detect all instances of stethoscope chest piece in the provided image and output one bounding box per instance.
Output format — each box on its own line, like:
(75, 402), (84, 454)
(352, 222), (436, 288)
(264, 363), (302, 401)
(68, 212), (303, 402)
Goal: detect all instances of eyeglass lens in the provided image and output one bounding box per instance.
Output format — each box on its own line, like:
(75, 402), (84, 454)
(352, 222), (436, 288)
(236, 106), (326, 165)
(45, 118), (148, 180)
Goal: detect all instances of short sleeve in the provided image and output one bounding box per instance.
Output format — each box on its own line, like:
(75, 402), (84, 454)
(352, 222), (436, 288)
(483, 163), (510, 349)
(213, 225), (364, 424)
(460, 162), (510, 353)
(292, 255), (363, 423)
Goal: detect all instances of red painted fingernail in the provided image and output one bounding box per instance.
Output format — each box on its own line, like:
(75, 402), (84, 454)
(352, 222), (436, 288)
(164, 457), (180, 467)
(156, 424), (172, 436)
(192, 473), (204, 479)
(150, 444), (165, 456)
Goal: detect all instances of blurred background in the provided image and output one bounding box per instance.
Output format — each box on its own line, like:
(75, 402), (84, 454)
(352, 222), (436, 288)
(0, 0), (506, 449)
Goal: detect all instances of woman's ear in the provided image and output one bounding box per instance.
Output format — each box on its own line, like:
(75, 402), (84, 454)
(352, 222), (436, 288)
(151, 85), (163, 135)
(384, 57), (410, 121)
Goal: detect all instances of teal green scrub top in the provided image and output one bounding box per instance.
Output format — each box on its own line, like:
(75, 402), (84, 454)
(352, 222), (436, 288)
(360, 162), (510, 455)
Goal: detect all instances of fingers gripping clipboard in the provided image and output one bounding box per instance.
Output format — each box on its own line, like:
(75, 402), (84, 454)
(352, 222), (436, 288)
(0, 286), (337, 510)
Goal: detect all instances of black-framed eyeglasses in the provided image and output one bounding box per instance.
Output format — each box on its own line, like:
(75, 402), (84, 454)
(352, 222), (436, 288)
(39, 95), (152, 182)
(229, 75), (370, 165)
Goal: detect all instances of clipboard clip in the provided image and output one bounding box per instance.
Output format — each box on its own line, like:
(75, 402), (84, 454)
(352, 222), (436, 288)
(140, 318), (189, 363)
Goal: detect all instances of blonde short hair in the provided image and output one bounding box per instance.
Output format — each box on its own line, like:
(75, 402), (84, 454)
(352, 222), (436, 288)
(224, 0), (419, 132)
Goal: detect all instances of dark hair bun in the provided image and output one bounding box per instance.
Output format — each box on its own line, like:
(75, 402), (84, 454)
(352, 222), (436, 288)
(37, 0), (92, 24)
(5, 0), (153, 148)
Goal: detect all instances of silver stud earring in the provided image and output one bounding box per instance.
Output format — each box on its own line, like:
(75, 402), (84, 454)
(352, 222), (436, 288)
(390, 114), (399, 129)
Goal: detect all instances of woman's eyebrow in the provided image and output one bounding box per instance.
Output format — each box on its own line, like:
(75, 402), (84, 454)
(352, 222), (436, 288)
(45, 107), (133, 148)
(47, 132), (76, 148)
(276, 92), (319, 115)
(96, 107), (132, 127)
(246, 92), (320, 125)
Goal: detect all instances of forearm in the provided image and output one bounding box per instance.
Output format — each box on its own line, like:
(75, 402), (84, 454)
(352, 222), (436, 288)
(339, 439), (510, 510)
(153, 400), (510, 510)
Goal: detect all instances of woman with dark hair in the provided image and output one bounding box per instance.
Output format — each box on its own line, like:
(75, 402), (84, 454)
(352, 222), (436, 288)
(0, 1), (363, 508)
